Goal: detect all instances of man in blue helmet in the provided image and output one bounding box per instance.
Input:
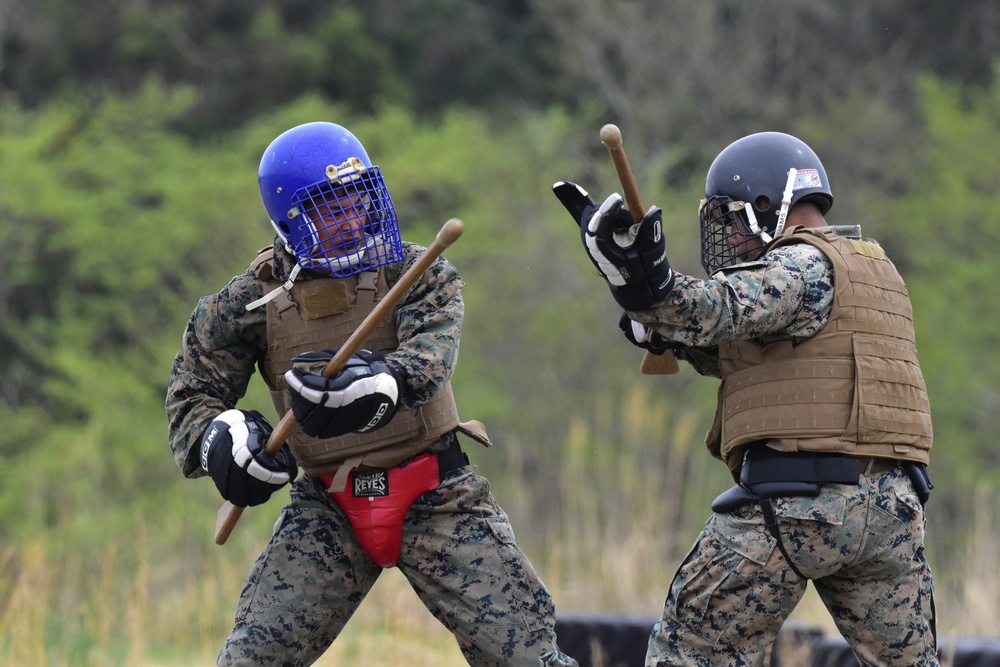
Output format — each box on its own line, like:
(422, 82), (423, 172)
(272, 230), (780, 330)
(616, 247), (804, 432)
(554, 132), (937, 666)
(166, 122), (577, 666)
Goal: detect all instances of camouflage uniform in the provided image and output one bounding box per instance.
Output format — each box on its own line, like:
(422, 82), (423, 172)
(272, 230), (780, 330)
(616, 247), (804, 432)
(166, 241), (576, 667)
(631, 240), (937, 666)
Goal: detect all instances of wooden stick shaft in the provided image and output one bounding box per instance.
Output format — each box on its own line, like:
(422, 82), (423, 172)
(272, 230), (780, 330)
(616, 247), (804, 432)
(600, 124), (646, 224)
(599, 123), (679, 376)
(214, 218), (465, 545)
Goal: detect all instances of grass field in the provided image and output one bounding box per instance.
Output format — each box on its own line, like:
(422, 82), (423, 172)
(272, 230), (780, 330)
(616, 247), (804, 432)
(2, 388), (995, 665)
(3, 522), (990, 667)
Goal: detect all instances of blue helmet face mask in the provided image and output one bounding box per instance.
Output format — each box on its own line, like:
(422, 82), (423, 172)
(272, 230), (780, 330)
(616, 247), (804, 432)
(258, 122), (403, 278)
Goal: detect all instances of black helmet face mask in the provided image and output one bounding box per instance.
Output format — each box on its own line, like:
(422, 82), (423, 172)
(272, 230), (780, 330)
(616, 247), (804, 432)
(699, 167), (803, 275)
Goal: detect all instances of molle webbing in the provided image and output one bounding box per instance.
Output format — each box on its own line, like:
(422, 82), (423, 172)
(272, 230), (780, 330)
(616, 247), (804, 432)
(262, 268), (399, 379)
(713, 227), (932, 470)
(253, 253), (460, 480)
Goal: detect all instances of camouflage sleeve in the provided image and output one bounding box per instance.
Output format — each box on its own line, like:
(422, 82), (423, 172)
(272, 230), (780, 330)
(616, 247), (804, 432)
(384, 242), (464, 407)
(630, 243), (834, 348)
(164, 270), (268, 478)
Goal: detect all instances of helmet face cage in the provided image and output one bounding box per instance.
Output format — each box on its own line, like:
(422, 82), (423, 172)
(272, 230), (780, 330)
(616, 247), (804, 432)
(699, 195), (761, 276)
(259, 122), (404, 278)
(284, 161), (403, 278)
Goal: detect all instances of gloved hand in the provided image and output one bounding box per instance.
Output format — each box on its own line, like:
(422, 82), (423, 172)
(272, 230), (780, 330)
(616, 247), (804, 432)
(618, 313), (676, 355)
(200, 409), (297, 507)
(284, 348), (401, 439)
(553, 181), (675, 311)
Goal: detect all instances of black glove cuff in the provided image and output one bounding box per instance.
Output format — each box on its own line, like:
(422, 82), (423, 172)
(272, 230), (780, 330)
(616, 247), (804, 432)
(608, 269), (676, 311)
(618, 313), (683, 354)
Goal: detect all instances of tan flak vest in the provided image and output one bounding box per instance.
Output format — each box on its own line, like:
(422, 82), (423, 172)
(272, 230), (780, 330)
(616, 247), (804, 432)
(706, 226), (933, 478)
(250, 249), (475, 491)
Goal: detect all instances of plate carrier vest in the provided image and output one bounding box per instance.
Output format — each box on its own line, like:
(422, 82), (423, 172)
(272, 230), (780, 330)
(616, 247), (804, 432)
(250, 249), (466, 491)
(705, 226), (933, 478)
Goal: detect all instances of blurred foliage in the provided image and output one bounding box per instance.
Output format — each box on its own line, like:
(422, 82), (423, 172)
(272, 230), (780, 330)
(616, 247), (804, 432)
(871, 75), (1000, 483)
(1, 0), (566, 136)
(1, 1), (999, 662)
(1, 62), (998, 576)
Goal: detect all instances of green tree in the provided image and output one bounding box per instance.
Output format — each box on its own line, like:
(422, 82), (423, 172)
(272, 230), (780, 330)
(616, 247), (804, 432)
(872, 74), (1000, 483)
(0, 82), (264, 540)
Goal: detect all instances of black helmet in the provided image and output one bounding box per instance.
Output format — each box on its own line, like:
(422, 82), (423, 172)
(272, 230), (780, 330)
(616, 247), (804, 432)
(699, 132), (833, 275)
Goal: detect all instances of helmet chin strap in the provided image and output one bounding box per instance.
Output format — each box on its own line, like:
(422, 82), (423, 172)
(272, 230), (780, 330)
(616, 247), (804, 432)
(322, 235), (378, 273)
(772, 168), (798, 240)
(246, 220), (305, 311)
(245, 232), (381, 312)
(744, 206), (768, 244)
(745, 167), (798, 246)
(246, 262), (302, 311)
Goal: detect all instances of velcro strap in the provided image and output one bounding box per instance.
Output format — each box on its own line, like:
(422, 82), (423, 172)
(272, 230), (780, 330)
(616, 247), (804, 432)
(328, 454), (364, 493)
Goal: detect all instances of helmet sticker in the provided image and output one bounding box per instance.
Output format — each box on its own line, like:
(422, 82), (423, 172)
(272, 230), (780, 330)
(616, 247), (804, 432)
(793, 169), (823, 191)
(326, 157), (367, 184)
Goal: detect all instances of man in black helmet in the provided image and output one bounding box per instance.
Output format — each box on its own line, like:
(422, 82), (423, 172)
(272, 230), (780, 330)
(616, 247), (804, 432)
(554, 132), (937, 666)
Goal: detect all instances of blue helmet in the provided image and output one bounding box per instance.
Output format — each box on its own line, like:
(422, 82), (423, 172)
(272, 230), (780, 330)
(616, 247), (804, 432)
(258, 122), (403, 277)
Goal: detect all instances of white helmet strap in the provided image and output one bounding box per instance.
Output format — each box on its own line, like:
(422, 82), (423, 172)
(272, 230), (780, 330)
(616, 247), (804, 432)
(771, 168), (798, 241)
(245, 263), (302, 311)
(746, 167), (798, 245)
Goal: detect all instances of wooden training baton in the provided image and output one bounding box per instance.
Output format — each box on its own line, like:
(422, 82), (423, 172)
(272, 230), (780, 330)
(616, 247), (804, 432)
(214, 218), (465, 545)
(599, 124), (680, 375)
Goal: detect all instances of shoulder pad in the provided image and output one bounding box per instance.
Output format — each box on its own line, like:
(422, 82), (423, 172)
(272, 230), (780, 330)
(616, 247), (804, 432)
(250, 247), (275, 282)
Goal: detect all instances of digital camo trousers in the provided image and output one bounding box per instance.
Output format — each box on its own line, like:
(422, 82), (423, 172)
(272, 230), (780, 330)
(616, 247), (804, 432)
(218, 468), (577, 667)
(647, 465), (938, 667)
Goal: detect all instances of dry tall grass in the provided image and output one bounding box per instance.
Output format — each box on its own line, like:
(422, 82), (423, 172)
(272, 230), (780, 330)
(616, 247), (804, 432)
(1, 386), (993, 665)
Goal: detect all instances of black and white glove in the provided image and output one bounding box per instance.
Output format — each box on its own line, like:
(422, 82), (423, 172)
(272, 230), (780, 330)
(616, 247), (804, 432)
(284, 348), (401, 439)
(200, 409), (297, 507)
(618, 313), (677, 355)
(553, 181), (675, 311)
